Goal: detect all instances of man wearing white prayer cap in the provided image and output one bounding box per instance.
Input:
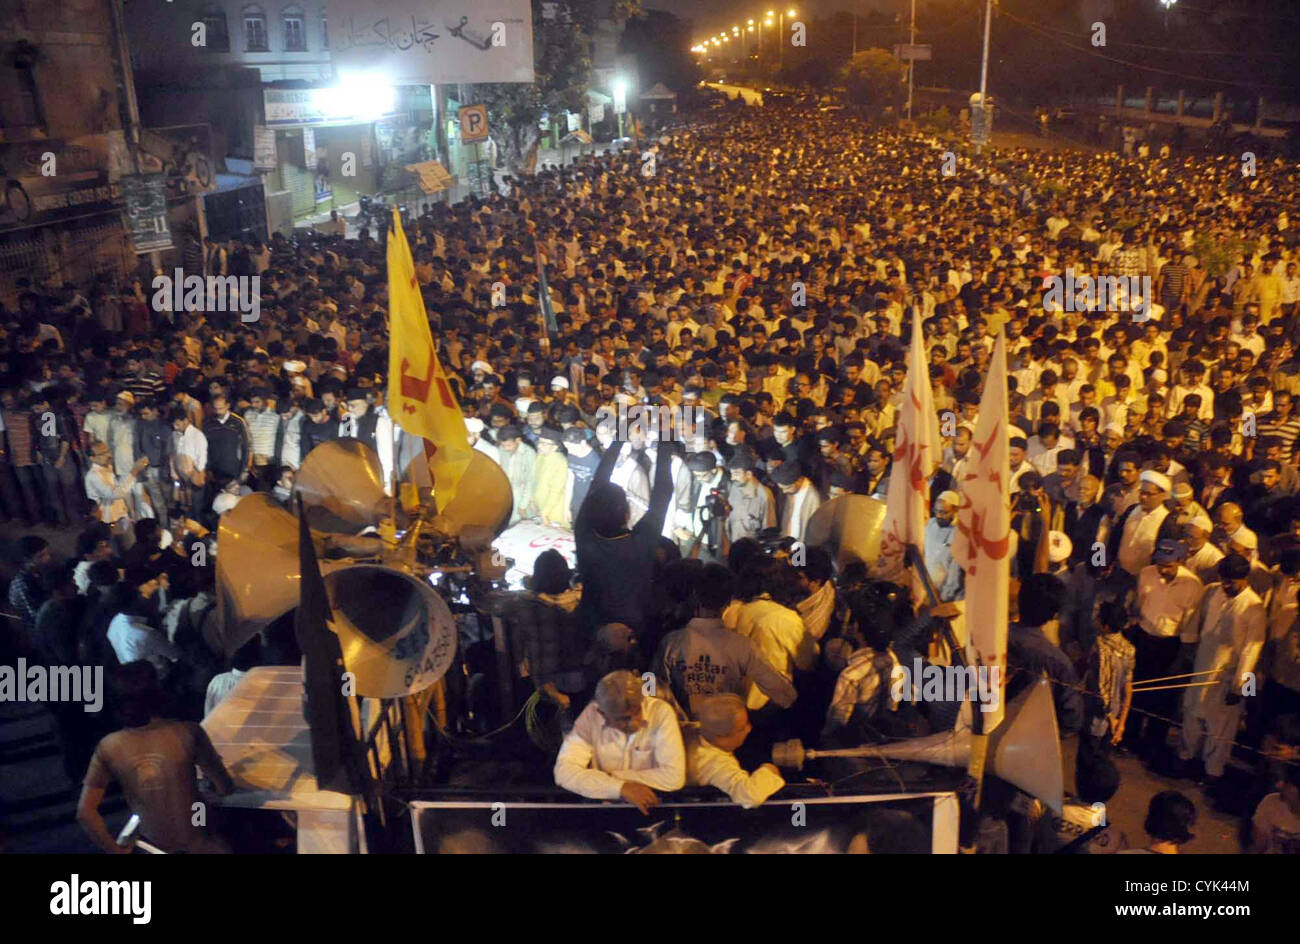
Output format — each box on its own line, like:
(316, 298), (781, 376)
(923, 490), (964, 602)
(465, 416), (500, 463)
(1183, 513), (1225, 585)
(1107, 467), (1171, 585)
(1229, 525), (1258, 558)
(1227, 525), (1274, 598)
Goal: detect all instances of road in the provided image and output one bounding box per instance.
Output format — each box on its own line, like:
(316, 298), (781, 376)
(703, 82), (765, 107)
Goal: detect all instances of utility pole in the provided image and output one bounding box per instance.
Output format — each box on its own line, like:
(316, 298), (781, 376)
(977, 0), (987, 106)
(906, 0), (916, 119)
(976, 0), (992, 151)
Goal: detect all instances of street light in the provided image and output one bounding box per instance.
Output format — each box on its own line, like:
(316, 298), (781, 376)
(777, 7), (795, 70)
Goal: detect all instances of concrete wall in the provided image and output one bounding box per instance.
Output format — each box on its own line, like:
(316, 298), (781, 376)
(123, 0), (331, 82)
(0, 0), (125, 141)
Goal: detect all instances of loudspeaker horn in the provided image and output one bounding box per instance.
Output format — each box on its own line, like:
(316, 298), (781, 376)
(772, 677), (1063, 814)
(804, 494), (887, 569)
(325, 564), (457, 698)
(215, 493), (308, 656)
(215, 495), (457, 694)
(294, 439), (389, 533)
(434, 449), (514, 537)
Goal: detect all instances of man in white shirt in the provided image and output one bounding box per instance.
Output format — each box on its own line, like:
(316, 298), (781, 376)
(554, 670), (685, 814)
(1184, 514), (1225, 585)
(1125, 539), (1205, 758)
(1179, 554), (1267, 781)
(107, 577), (179, 674)
(1109, 469), (1171, 583)
(170, 406), (208, 517)
(685, 694), (785, 808)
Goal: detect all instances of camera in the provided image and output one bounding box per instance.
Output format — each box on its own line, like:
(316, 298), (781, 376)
(755, 527), (796, 556)
(702, 487), (731, 520)
(1015, 491), (1042, 514)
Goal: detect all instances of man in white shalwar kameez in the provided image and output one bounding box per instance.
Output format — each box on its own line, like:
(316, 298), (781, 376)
(1179, 553), (1266, 780)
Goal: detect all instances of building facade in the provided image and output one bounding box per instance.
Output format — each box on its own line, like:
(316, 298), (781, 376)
(0, 0), (139, 301)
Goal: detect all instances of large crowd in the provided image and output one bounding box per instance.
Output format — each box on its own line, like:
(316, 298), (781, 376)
(4, 105), (1300, 853)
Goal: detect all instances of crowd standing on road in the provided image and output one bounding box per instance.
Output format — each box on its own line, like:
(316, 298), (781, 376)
(4, 106), (1300, 852)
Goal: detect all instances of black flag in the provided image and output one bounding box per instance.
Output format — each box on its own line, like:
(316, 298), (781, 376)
(295, 495), (363, 795)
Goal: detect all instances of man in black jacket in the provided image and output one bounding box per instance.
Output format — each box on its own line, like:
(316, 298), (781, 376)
(200, 393), (250, 524)
(134, 399), (173, 527)
(573, 438), (680, 638)
(298, 397), (338, 461)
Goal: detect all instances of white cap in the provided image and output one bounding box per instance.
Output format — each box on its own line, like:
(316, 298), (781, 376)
(551, 376), (570, 389)
(465, 417), (485, 434)
(1230, 526), (1258, 550)
(1139, 470), (1172, 493)
(1189, 514), (1213, 533)
(514, 397), (534, 415)
(471, 360), (492, 374)
(937, 490), (960, 507)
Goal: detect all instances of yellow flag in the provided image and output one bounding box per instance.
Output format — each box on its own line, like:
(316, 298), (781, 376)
(386, 209), (471, 511)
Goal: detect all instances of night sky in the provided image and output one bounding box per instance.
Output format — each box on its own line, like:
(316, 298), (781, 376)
(647, 0), (907, 43)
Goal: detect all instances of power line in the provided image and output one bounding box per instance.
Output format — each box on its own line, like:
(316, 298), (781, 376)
(998, 9), (1298, 92)
(1002, 13), (1288, 59)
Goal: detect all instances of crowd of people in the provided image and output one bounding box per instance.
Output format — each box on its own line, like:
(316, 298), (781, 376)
(4, 103), (1300, 852)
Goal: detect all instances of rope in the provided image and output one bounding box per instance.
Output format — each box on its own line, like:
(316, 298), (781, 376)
(1004, 664), (1300, 770)
(425, 693), (531, 746)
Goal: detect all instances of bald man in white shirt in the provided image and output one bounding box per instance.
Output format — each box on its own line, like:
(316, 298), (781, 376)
(685, 694), (785, 808)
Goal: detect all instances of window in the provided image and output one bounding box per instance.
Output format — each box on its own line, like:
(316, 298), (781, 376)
(244, 7), (268, 51)
(202, 8), (230, 51)
(321, 15), (329, 49)
(7, 41), (44, 129)
(284, 7), (306, 51)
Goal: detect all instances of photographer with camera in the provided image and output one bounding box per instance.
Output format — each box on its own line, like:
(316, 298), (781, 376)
(673, 451), (730, 562)
(1012, 471), (1054, 579)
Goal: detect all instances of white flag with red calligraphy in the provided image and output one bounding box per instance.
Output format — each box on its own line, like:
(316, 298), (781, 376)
(876, 308), (942, 601)
(951, 332), (1012, 730)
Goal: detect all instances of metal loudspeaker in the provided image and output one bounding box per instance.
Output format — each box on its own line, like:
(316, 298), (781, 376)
(773, 677), (1063, 814)
(214, 495), (456, 696)
(804, 494), (887, 569)
(215, 493), (306, 655)
(434, 449), (514, 537)
(325, 564), (456, 698)
(294, 439), (389, 533)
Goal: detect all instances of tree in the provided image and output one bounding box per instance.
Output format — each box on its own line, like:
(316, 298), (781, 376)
(471, 0), (643, 176)
(843, 48), (906, 117)
(781, 56), (837, 90)
(621, 9), (700, 95)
